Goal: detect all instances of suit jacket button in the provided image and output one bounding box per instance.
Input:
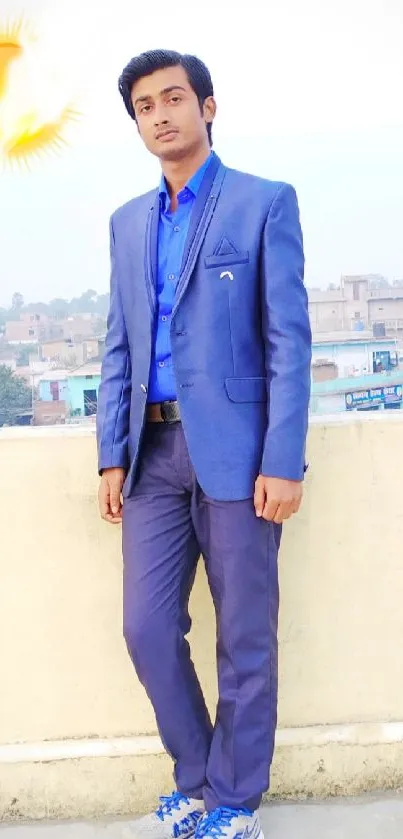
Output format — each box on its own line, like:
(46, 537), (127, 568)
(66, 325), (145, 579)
(140, 384), (147, 393)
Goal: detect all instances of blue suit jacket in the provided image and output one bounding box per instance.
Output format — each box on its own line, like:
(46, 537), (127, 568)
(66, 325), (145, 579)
(97, 154), (312, 501)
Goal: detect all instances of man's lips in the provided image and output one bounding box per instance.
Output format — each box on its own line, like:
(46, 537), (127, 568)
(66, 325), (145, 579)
(155, 128), (179, 141)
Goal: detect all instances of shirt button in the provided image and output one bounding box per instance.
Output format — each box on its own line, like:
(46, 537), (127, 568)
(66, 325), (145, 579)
(158, 362), (165, 368)
(161, 315), (168, 322)
(140, 384), (147, 393)
(168, 274), (175, 281)
(174, 226), (180, 233)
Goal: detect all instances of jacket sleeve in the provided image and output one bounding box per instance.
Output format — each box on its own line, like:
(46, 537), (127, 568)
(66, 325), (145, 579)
(96, 217), (132, 474)
(260, 184), (312, 481)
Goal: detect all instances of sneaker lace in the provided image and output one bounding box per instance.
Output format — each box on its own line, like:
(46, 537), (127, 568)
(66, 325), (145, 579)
(156, 791), (191, 822)
(195, 807), (251, 838)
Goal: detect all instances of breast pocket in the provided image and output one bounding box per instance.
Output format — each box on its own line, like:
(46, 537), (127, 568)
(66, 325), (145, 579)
(204, 251), (249, 269)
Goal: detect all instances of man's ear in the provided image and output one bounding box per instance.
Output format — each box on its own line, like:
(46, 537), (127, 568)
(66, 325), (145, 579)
(203, 96), (217, 125)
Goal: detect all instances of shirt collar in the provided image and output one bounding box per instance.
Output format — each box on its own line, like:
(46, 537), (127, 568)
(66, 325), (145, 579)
(159, 151), (214, 212)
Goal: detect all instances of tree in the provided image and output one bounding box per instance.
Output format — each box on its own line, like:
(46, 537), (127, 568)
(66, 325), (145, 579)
(95, 293), (110, 317)
(0, 365), (32, 426)
(48, 298), (69, 319)
(23, 301), (49, 315)
(11, 292), (24, 311)
(69, 289), (98, 314)
(368, 275), (389, 289)
(83, 289), (97, 300)
(0, 307), (7, 332)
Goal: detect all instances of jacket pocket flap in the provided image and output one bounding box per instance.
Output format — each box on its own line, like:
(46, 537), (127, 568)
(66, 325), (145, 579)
(225, 377), (267, 402)
(204, 251), (249, 269)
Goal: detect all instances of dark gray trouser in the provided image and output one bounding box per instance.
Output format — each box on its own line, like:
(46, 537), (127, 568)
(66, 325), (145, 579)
(122, 422), (281, 812)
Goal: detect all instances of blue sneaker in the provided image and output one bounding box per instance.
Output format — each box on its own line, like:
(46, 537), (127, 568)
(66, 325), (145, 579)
(123, 791), (205, 838)
(195, 807), (263, 839)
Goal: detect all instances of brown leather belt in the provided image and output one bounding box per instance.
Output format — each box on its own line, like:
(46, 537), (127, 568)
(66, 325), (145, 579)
(146, 401), (181, 423)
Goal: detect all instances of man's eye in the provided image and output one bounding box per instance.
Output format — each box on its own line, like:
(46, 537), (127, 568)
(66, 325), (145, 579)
(170, 96), (181, 103)
(140, 105), (151, 114)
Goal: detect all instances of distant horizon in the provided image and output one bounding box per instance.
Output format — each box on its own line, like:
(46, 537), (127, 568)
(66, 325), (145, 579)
(2, 273), (403, 310)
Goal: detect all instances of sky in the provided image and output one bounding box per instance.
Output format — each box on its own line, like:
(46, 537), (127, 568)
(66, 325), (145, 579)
(0, 0), (403, 305)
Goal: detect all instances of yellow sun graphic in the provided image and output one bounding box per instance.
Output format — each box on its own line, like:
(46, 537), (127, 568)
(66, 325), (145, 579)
(0, 18), (79, 166)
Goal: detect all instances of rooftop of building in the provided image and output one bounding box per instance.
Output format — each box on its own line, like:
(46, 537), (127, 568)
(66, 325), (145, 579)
(38, 369), (69, 382)
(308, 285), (403, 303)
(312, 330), (397, 345)
(66, 362), (102, 378)
(308, 288), (345, 302)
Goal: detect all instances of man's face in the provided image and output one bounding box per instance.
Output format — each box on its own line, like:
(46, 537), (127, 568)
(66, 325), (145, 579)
(131, 65), (215, 161)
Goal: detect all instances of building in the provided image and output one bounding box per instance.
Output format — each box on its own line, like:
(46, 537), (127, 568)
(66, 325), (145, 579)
(33, 399), (68, 425)
(40, 337), (101, 367)
(34, 370), (69, 425)
(311, 360), (338, 383)
(34, 360), (105, 426)
(67, 363), (102, 418)
(4, 312), (101, 347)
(38, 370), (69, 403)
(4, 312), (65, 345)
(4, 313), (49, 344)
(60, 315), (97, 341)
(308, 288), (346, 333)
(311, 332), (398, 380)
(308, 275), (403, 337)
(311, 371), (403, 415)
(367, 288), (403, 336)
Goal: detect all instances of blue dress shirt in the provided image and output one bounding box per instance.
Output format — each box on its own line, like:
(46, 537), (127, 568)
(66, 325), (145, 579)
(147, 154), (212, 403)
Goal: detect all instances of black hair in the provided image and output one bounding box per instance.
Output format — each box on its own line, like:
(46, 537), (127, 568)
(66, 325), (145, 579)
(118, 49), (214, 146)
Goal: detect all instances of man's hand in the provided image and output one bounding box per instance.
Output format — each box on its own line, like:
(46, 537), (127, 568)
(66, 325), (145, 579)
(254, 475), (303, 524)
(98, 467), (126, 524)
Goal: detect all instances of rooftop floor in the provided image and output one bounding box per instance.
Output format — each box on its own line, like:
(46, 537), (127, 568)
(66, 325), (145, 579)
(2, 795), (403, 838)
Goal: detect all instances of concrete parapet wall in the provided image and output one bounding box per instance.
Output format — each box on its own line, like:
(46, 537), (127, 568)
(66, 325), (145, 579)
(1, 415), (403, 820)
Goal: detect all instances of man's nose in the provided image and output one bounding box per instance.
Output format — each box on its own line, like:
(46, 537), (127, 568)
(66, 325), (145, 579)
(154, 103), (169, 127)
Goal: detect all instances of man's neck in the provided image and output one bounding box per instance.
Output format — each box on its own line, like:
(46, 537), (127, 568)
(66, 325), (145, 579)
(161, 146), (211, 205)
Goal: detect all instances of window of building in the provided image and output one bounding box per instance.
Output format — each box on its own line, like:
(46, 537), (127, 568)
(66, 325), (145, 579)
(354, 311), (360, 318)
(28, 328), (35, 336)
(353, 284), (359, 300)
(84, 389), (97, 416)
(373, 350), (392, 373)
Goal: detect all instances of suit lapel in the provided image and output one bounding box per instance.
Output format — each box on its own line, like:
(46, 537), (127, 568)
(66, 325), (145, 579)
(173, 157), (227, 313)
(144, 155), (226, 317)
(144, 189), (159, 314)
(180, 153), (221, 274)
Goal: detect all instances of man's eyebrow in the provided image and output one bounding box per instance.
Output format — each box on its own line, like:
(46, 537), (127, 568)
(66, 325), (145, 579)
(133, 85), (187, 107)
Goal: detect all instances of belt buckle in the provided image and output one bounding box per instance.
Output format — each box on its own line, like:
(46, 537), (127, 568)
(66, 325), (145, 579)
(160, 401), (180, 423)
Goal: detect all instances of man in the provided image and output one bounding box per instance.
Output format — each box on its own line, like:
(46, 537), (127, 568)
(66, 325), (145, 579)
(97, 49), (311, 839)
